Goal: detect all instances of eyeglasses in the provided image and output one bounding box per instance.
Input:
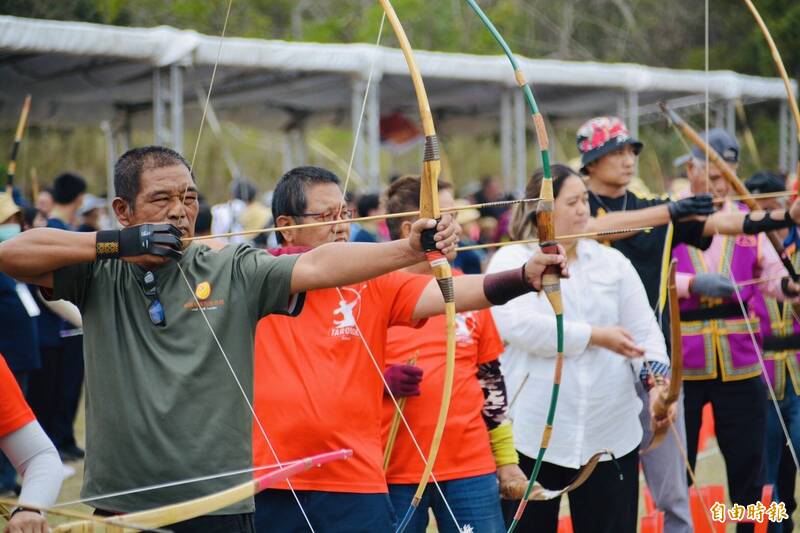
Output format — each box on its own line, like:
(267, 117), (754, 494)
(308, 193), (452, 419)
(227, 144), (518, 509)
(143, 271), (166, 327)
(295, 208), (354, 222)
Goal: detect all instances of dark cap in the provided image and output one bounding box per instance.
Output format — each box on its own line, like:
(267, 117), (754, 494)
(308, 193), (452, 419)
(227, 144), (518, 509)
(688, 128), (739, 164)
(745, 171), (785, 194)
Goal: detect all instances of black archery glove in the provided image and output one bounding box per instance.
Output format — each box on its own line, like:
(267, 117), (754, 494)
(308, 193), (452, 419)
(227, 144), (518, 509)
(96, 224), (183, 261)
(781, 277), (800, 298)
(667, 194), (715, 222)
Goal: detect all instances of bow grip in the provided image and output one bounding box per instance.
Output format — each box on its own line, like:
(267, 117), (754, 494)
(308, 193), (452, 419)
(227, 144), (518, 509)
(420, 219), (441, 254)
(539, 241), (561, 277)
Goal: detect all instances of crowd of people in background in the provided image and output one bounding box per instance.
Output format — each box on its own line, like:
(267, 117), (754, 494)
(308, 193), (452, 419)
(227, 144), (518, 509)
(2, 113), (800, 533)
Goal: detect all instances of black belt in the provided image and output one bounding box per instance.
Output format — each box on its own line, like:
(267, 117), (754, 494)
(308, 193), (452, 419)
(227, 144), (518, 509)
(680, 303), (746, 322)
(763, 333), (800, 352)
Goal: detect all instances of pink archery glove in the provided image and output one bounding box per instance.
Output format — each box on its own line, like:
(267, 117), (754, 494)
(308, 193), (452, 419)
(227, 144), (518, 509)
(383, 364), (423, 398)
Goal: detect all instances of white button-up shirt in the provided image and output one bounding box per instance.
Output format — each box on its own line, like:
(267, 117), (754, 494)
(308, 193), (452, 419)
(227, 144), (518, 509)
(487, 238), (668, 468)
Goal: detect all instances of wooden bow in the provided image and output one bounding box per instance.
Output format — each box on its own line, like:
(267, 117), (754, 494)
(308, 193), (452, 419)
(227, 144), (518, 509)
(499, 450), (611, 502)
(49, 450), (351, 532)
(5, 94), (31, 190)
(660, 102), (800, 282)
(641, 259), (683, 454)
(374, 2), (458, 531)
(742, 0), (800, 182)
(383, 354), (418, 471)
(461, 2), (569, 530)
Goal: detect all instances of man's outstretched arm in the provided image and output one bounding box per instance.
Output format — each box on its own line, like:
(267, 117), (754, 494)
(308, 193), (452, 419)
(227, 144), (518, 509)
(587, 195), (714, 239)
(289, 216), (459, 293)
(411, 246), (569, 319)
(0, 225), (183, 287)
(0, 229), (95, 287)
(702, 208), (795, 236)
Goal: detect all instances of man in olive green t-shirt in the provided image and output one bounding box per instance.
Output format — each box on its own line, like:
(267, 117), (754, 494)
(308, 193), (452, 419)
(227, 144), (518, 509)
(0, 145), (463, 532)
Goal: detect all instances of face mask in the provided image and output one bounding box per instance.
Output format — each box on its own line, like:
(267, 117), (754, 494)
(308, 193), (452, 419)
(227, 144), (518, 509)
(0, 223), (21, 242)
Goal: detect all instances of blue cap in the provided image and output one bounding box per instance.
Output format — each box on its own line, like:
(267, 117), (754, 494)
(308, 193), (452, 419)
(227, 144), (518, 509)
(690, 128), (739, 164)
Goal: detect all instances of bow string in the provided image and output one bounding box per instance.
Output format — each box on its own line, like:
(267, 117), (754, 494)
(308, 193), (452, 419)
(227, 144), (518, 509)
(461, 3), (572, 530)
(368, 2), (459, 531)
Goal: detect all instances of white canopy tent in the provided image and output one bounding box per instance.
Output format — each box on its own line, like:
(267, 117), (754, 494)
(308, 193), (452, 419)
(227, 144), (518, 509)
(0, 15), (797, 193)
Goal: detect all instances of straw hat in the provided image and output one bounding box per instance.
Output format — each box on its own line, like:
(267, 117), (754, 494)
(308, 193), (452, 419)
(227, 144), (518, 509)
(239, 202), (271, 240)
(0, 188), (20, 224)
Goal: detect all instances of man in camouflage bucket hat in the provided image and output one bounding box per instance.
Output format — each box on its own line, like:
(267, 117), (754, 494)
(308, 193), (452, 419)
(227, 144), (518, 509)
(576, 116), (643, 174)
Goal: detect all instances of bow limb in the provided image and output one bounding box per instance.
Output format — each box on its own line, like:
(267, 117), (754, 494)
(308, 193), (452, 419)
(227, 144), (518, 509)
(505, 166), (565, 531)
(660, 102), (800, 283)
(5, 94), (31, 189)
(0, 498), (171, 533)
(742, 0), (800, 181)
(460, 2), (564, 530)
(501, 449), (614, 502)
(50, 450), (351, 533)
(383, 354), (418, 471)
(642, 259), (683, 454)
(373, 3), (457, 531)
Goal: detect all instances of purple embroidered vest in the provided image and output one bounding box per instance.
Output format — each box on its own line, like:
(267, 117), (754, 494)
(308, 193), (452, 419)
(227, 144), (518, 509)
(754, 253), (800, 399)
(674, 230), (763, 381)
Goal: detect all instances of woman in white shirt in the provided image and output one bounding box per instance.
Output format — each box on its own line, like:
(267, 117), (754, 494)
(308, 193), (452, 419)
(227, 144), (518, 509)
(488, 164), (673, 533)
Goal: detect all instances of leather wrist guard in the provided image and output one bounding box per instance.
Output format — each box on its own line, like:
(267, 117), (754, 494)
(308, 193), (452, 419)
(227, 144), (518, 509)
(484, 264), (536, 305)
(742, 210), (793, 235)
(96, 230), (122, 259)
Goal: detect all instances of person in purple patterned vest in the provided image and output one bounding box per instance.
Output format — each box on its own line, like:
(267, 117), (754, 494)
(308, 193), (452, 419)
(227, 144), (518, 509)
(745, 171), (800, 532)
(581, 117), (800, 533)
(674, 130), (800, 533)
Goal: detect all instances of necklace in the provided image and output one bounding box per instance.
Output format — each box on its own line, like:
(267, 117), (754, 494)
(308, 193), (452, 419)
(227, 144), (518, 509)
(589, 189), (627, 213)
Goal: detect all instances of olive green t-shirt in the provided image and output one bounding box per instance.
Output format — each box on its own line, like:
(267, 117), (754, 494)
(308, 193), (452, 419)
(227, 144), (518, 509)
(52, 243), (302, 514)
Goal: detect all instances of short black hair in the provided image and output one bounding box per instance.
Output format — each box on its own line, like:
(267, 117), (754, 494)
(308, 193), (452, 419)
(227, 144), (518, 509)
(745, 171), (785, 194)
(194, 203), (213, 235)
(272, 166), (341, 244)
(21, 205), (38, 229)
(356, 193), (380, 218)
(231, 179), (258, 203)
(114, 146), (194, 210)
(52, 173), (87, 205)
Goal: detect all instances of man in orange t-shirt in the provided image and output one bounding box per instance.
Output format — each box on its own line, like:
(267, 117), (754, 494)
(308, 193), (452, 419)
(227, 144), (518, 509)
(1, 354), (62, 533)
(381, 176), (526, 533)
(253, 167), (566, 532)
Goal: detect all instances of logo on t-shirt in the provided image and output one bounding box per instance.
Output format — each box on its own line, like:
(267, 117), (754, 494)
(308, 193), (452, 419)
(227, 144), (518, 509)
(455, 311), (478, 346)
(331, 286), (363, 338)
(183, 280), (224, 311)
(195, 281), (212, 300)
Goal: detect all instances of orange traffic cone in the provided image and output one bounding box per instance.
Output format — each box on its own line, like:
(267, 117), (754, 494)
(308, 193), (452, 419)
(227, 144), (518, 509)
(740, 484), (773, 533)
(697, 403), (715, 452)
(689, 484), (726, 533)
(643, 484), (656, 515)
(640, 511), (664, 533)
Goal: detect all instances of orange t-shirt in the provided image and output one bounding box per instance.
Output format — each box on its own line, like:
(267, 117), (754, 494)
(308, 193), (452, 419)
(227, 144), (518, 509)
(382, 303), (504, 483)
(0, 354), (35, 437)
(253, 271), (430, 493)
